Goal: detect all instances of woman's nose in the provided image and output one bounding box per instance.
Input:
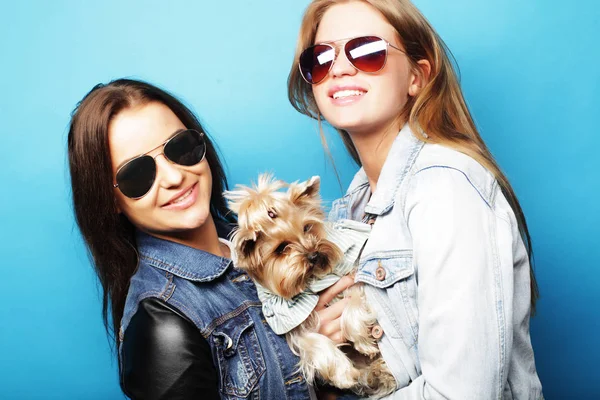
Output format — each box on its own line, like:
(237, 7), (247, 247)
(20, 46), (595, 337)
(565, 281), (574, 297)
(330, 48), (358, 79)
(155, 155), (184, 189)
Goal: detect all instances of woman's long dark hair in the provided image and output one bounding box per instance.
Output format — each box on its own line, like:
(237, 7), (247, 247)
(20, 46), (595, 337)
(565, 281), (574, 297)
(67, 78), (235, 355)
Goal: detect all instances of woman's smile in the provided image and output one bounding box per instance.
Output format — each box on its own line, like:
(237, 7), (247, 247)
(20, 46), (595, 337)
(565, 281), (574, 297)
(162, 182), (199, 210)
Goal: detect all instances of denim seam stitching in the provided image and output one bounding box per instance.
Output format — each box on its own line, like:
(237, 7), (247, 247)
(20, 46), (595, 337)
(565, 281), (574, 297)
(120, 290), (164, 340)
(167, 298), (197, 328)
(168, 296), (212, 338)
(489, 202), (506, 400)
(400, 279), (419, 342)
(221, 325), (256, 396)
(160, 271), (176, 301)
(361, 250), (413, 262)
(258, 316), (287, 391)
(414, 165), (493, 208)
(489, 181), (512, 225)
(140, 254), (229, 281)
(200, 301), (263, 337)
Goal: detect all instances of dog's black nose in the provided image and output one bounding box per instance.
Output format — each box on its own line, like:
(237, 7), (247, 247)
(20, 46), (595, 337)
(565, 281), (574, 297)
(307, 252), (320, 264)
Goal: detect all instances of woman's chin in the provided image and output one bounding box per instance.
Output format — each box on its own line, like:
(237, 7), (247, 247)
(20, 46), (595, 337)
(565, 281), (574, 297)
(322, 111), (369, 133)
(182, 206), (213, 231)
(150, 205), (213, 235)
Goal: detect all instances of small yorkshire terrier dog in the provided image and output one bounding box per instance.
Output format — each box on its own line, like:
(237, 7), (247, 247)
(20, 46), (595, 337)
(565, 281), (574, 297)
(225, 174), (396, 398)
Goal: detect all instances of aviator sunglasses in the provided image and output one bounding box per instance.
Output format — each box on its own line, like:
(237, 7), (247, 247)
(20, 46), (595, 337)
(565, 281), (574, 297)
(113, 129), (207, 199)
(299, 35), (405, 85)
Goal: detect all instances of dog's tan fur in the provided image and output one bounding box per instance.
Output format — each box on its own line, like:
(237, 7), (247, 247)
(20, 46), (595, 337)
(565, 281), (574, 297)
(226, 174), (396, 398)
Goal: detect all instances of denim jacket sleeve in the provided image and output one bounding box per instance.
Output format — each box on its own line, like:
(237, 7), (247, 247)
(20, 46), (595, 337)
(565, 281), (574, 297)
(382, 166), (514, 399)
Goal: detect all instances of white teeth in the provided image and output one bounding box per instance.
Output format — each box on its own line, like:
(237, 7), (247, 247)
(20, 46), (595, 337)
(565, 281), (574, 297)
(172, 187), (193, 204)
(333, 89), (365, 99)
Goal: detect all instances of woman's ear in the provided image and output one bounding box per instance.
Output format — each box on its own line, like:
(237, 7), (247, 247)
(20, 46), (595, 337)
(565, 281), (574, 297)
(408, 59), (432, 97)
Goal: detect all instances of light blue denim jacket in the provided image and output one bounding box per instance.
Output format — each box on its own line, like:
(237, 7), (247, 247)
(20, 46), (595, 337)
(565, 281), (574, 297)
(329, 124), (543, 399)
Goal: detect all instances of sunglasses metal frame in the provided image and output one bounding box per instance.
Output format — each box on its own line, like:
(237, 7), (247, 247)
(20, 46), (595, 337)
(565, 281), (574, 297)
(113, 128), (206, 199)
(298, 35), (405, 85)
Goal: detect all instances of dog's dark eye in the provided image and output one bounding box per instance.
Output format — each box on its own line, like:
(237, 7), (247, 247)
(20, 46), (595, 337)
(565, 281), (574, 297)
(275, 242), (289, 255)
(304, 224), (313, 233)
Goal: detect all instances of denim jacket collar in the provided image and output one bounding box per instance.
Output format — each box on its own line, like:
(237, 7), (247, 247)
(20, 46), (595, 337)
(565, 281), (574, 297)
(136, 230), (231, 282)
(345, 123), (425, 216)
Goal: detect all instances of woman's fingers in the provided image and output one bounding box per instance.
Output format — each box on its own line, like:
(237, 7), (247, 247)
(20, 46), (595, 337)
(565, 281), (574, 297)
(317, 296), (349, 323)
(316, 275), (354, 310)
(319, 315), (341, 337)
(328, 330), (345, 346)
(317, 299), (350, 345)
(318, 316), (345, 344)
(315, 276), (354, 345)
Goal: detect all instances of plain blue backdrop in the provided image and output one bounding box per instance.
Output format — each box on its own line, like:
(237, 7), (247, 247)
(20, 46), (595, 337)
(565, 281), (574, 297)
(0, 1), (598, 399)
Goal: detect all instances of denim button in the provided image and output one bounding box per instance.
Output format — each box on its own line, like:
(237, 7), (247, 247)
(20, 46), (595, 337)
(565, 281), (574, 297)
(372, 325), (384, 339)
(375, 262), (386, 281)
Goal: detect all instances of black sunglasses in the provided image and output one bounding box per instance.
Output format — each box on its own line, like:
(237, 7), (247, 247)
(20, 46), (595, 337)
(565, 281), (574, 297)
(113, 129), (207, 199)
(298, 35), (404, 85)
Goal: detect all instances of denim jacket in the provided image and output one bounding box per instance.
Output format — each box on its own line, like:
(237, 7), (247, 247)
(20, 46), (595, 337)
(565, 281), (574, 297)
(119, 231), (312, 400)
(329, 124), (543, 399)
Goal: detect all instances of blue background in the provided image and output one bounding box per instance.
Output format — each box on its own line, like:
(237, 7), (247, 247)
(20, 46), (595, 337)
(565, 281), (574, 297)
(0, 1), (598, 398)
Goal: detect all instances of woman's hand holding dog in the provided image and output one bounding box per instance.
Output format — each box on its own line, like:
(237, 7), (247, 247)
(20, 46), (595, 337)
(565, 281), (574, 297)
(316, 275), (354, 345)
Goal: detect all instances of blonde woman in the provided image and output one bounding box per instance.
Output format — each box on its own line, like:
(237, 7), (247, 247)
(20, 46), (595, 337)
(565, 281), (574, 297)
(289, 1), (543, 398)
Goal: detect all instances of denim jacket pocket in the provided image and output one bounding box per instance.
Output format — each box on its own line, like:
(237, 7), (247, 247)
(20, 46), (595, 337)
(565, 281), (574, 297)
(357, 251), (420, 351)
(356, 250), (414, 288)
(212, 310), (266, 398)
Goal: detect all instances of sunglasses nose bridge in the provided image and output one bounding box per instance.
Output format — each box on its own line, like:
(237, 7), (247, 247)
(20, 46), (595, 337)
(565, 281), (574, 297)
(151, 151), (167, 162)
(154, 154), (185, 188)
(330, 43), (358, 77)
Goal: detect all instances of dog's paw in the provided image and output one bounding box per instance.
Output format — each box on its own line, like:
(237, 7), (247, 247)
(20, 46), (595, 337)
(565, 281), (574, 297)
(329, 365), (360, 389)
(317, 348), (360, 389)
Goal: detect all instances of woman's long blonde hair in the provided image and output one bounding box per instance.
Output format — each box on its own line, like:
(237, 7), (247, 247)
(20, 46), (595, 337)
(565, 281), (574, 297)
(288, 0), (538, 312)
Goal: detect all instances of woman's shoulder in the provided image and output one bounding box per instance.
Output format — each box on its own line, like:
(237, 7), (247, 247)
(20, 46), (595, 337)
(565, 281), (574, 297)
(121, 247), (237, 335)
(123, 260), (172, 315)
(123, 297), (202, 344)
(121, 297), (220, 400)
(404, 143), (499, 209)
(414, 143), (492, 178)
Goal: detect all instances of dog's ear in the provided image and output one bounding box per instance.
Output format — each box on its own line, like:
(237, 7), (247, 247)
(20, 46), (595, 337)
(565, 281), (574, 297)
(233, 229), (261, 258)
(288, 176), (321, 204)
(240, 235), (258, 257)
